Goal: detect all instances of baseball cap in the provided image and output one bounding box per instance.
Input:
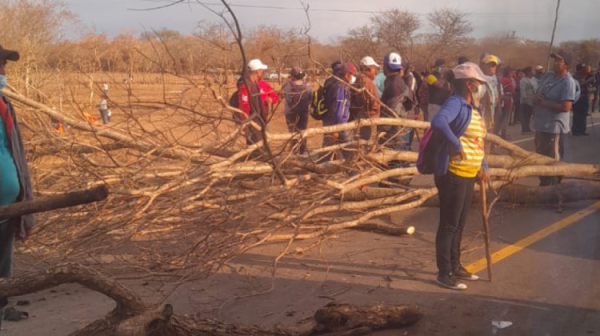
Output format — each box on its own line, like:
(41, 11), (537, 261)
(290, 66), (305, 79)
(247, 59), (268, 71)
(331, 61), (342, 72)
(576, 63), (587, 71)
(339, 63), (357, 75)
(384, 52), (403, 70)
(482, 54), (500, 65)
(550, 52), (573, 66)
(453, 62), (493, 83)
(360, 56), (380, 68)
(0, 44), (19, 62)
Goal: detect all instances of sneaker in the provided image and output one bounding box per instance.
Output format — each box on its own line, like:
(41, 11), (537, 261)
(437, 274), (467, 290)
(454, 267), (480, 281)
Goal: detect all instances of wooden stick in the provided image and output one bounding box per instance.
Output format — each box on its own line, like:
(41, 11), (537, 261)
(0, 185), (109, 219)
(480, 181), (493, 282)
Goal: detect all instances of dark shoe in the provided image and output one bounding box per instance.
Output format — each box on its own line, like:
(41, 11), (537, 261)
(454, 267), (480, 281)
(436, 274), (467, 290)
(572, 132), (581, 136)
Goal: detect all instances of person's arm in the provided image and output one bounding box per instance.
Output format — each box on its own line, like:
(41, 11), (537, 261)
(366, 79), (381, 117)
(535, 77), (576, 113)
(238, 84), (250, 116)
(430, 97), (462, 152)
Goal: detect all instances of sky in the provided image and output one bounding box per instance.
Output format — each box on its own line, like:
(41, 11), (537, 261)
(65, 0), (599, 43)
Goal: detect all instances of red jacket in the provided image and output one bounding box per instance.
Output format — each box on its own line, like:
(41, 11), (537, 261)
(238, 80), (279, 118)
(501, 77), (516, 109)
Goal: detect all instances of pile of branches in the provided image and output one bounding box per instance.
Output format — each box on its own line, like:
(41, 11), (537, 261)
(6, 85), (600, 282)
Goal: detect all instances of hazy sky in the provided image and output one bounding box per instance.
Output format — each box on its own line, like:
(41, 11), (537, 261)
(66, 0), (598, 43)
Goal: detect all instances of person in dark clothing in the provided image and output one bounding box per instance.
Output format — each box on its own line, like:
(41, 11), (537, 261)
(572, 63), (591, 136)
(426, 59), (452, 121)
(319, 63), (355, 162)
(283, 67), (312, 154)
(594, 63), (600, 112)
(512, 69), (525, 125)
(379, 52), (409, 154)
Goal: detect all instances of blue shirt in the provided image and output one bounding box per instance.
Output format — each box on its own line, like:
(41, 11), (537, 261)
(374, 71), (385, 98)
(533, 72), (577, 134)
(0, 116), (19, 207)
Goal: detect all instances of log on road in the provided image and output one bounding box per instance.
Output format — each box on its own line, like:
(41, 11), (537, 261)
(501, 182), (600, 204)
(0, 185), (109, 219)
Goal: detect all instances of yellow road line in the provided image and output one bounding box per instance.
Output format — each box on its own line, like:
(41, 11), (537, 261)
(466, 201), (600, 274)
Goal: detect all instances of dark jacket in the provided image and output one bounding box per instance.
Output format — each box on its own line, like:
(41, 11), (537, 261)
(324, 77), (350, 125)
(430, 95), (489, 177)
(0, 93), (35, 239)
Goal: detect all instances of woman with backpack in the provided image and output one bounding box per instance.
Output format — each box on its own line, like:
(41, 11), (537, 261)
(283, 67), (312, 154)
(428, 62), (490, 290)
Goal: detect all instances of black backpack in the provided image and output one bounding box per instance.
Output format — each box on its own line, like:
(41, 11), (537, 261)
(310, 78), (333, 120)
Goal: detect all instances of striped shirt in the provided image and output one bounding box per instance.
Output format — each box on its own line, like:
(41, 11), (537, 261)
(448, 109), (486, 178)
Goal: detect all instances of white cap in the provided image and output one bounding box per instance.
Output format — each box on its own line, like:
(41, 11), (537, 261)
(535, 65), (544, 70)
(360, 56), (380, 68)
(247, 59), (268, 71)
(453, 62), (493, 83)
(384, 52), (402, 70)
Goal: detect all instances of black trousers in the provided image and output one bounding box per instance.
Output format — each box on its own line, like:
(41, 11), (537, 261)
(521, 104), (534, 133)
(435, 172), (476, 276)
(493, 107), (511, 139)
(0, 221), (15, 331)
(285, 111), (308, 154)
(572, 99), (589, 135)
(535, 131), (564, 186)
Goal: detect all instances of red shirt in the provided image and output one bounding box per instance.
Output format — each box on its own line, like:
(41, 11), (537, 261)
(501, 77), (516, 108)
(238, 80), (279, 118)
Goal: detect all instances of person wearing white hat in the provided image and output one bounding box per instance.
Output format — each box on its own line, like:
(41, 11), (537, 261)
(237, 59), (270, 151)
(429, 62), (491, 290)
(349, 56), (381, 141)
(248, 59), (279, 116)
(534, 65), (545, 81)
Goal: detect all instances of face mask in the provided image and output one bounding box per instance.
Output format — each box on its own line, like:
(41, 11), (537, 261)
(349, 75), (357, 85)
(469, 82), (486, 107)
(0, 75), (6, 90)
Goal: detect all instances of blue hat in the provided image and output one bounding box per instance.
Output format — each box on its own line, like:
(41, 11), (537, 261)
(384, 52), (403, 70)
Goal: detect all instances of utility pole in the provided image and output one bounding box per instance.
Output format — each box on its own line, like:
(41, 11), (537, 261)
(547, 0), (561, 70)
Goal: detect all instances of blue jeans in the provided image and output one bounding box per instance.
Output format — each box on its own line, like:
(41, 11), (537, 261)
(0, 221), (15, 331)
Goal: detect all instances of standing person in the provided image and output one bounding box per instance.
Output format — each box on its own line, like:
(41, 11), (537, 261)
(103, 83), (109, 96)
(350, 56), (381, 141)
(496, 67), (516, 139)
(98, 95), (110, 125)
(374, 67), (386, 98)
(533, 52), (577, 186)
(512, 69), (525, 125)
(426, 59), (452, 121)
(255, 61), (279, 122)
(520, 66), (538, 134)
(417, 72), (430, 121)
(572, 64), (590, 136)
(594, 63), (600, 112)
(238, 59), (269, 148)
(379, 52), (409, 153)
(534, 65), (545, 81)
(282, 67), (312, 154)
(479, 54), (502, 131)
(429, 62), (490, 290)
(319, 63), (355, 162)
(0, 44), (36, 327)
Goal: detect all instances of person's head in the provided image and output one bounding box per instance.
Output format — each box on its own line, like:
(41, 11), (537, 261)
(331, 60), (342, 76)
(502, 67), (515, 78)
(517, 69), (525, 80)
(550, 52), (572, 75)
(458, 56), (469, 65)
(0, 44), (20, 90)
(247, 59), (268, 80)
(290, 66), (305, 81)
(523, 66), (534, 78)
(451, 62), (493, 103)
(359, 56), (380, 80)
(432, 59), (446, 74)
(339, 63), (357, 84)
(383, 52), (403, 76)
(576, 63), (588, 76)
(480, 54), (500, 76)
(535, 65), (545, 75)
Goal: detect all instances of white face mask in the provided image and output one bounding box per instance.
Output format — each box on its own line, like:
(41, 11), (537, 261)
(349, 75), (357, 85)
(470, 82), (486, 107)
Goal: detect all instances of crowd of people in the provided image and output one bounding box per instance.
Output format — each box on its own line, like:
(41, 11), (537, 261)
(231, 51), (599, 291)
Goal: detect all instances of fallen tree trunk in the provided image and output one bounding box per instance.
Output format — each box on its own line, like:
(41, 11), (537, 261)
(500, 182), (600, 204)
(0, 264), (422, 336)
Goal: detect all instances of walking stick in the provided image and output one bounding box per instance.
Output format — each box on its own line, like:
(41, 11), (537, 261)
(480, 180), (493, 282)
